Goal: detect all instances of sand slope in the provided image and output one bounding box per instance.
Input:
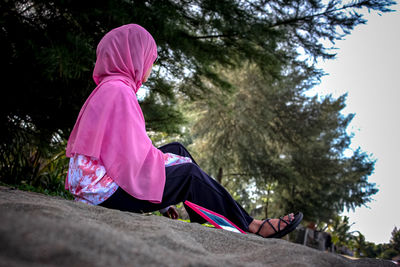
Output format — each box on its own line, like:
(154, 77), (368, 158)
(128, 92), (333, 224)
(0, 186), (394, 267)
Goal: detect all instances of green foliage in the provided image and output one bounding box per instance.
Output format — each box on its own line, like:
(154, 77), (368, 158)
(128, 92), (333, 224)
(379, 247), (399, 260)
(2, 0), (396, 134)
(326, 218), (399, 259)
(189, 62), (377, 224)
(348, 231), (382, 258)
(0, 1), (394, 199)
(390, 226), (400, 253)
(328, 216), (355, 248)
(0, 116), (71, 198)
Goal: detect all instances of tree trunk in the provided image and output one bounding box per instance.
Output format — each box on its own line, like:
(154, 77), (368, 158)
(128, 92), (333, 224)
(216, 167), (223, 184)
(264, 188), (271, 219)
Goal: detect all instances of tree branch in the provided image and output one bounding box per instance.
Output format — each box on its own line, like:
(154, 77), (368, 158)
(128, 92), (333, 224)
(18, 3), (37, 16)
(186, 33), (238, 39)
(269, 2), (367, 28)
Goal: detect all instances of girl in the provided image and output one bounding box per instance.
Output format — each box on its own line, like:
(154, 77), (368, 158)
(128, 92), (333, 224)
(65, 24), (302, 238)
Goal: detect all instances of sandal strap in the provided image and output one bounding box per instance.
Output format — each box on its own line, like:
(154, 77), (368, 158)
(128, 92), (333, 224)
(255, 219), (268, 235)
(277, 216), (291, 231)
(255, 219), (278, 236)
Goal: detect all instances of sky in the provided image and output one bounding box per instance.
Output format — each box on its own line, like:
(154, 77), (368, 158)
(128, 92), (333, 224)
(308, 4), (400, 244)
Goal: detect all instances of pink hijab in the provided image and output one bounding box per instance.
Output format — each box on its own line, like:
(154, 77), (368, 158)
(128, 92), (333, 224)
(66, 24), (165, 203)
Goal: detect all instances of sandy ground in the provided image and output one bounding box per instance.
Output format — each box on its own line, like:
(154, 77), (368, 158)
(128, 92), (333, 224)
(0, 186), (395, 267)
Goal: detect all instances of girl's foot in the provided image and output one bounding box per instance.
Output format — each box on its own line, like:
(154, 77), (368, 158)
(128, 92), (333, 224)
(248, 213), (298, 238)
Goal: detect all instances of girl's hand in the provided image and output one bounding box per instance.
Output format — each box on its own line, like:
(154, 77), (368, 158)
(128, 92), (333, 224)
(162, 206), (179, 220)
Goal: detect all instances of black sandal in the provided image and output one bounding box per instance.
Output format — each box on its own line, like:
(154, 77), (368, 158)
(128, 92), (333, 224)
(255, 212), (303, 238)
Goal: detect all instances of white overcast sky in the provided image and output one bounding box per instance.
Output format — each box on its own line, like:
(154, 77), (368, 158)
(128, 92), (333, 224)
(309, 3), (400, 244)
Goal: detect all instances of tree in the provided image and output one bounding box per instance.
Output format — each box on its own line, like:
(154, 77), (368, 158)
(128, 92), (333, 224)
(0, 0), (395, 192)
(380, 247), (399, 260)
(326, 218), (398, 258)
(390, 227), (400, 253)
(352, 232), (385, 258)
(353, 227), (400, 259)
(189, 62), (377, 223)
(328, 216), (355, 251)
(1, 0), (395, 135)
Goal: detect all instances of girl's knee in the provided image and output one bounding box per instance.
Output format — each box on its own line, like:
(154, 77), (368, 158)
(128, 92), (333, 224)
(178, 162), (201, 178)
(170, 142), (185, 148)
(180, 162), (199, 172)
(159, 142), (184, 150)
(185, 163), (209, 182)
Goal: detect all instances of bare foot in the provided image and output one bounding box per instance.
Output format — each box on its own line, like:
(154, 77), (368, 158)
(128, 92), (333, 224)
(248, 213), (294, 238)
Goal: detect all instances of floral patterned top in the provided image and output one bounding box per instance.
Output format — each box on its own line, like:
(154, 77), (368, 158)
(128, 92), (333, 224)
(163, 152), (193, 167)
(66, 152), (192, 205)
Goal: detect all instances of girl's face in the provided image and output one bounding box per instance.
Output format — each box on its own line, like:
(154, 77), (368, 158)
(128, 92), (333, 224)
(142, 65), (153, 83)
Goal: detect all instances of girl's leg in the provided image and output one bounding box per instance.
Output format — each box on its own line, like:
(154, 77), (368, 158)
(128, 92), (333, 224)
(101, 142), (297, 235)
(161, 161), (296, 237)
(162, 163), (254, 231)
(100, 162), (254, 231)
(99, 186), (168, 213)
(158, 142), (253, 230)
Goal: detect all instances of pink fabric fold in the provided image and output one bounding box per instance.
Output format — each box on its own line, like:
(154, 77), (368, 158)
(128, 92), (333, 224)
(66, 24), (165, 203)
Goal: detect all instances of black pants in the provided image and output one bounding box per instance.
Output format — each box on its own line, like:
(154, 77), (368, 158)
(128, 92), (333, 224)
(100, 142), (254, 231)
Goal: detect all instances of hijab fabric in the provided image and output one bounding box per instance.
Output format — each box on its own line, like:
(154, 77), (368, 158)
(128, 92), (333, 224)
(66, 24), (165, 203)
